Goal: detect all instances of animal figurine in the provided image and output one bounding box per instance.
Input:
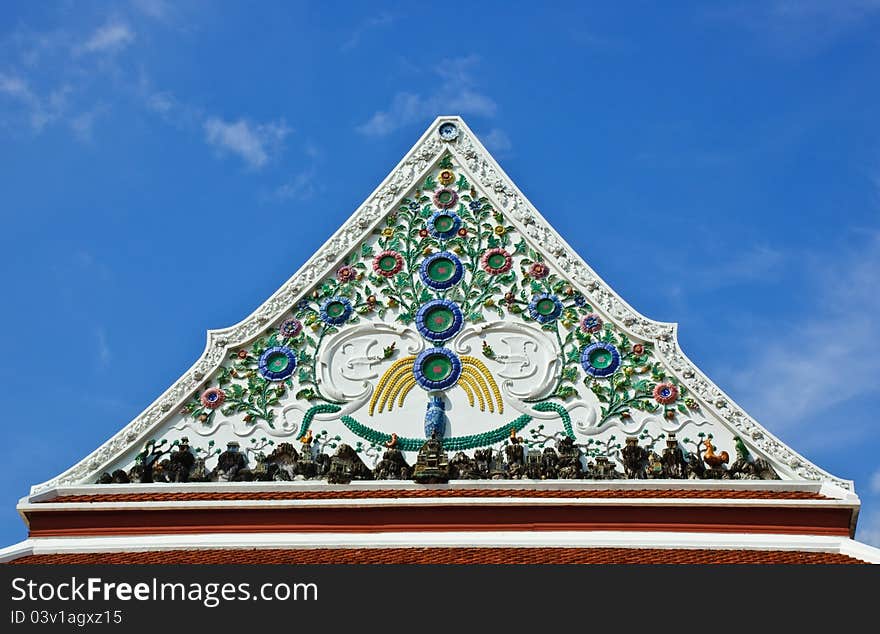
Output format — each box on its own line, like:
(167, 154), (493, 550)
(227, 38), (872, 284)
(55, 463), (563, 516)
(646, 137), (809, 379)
(703, 438), (729, 469)
(424, 395), (446, 438)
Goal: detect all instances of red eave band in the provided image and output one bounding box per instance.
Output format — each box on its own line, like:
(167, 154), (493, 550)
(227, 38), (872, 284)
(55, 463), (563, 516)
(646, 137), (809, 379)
(25, 503), (853, 538)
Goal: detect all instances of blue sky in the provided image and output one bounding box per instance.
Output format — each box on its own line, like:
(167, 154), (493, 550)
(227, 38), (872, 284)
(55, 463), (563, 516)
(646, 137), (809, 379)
(1, 1), (879, 547)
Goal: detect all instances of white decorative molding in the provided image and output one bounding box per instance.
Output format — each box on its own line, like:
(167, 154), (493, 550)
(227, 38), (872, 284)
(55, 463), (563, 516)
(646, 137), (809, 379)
(4, 532), (879, 564)
(455, 323), (559, 401)
(319, 323), (423, 403)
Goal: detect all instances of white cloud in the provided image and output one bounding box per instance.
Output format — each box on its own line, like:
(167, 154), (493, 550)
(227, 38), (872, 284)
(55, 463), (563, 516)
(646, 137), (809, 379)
(0, 72), (71, 131)
(692, 244), (786, 290)
(356, 56), (497, 137)
(482, 128), (512, 154)
(871, 469), (880, 495)
(857, 509), (880, 547)
(711, 0), (880, 57)
(723, 232), (880, 444)
(341, 13), (394, 52)
(96, 328), (111, 368)
(204, 117), (291, 169)
(80, 22), (135, 54)
(70, 107), (106, 142)
(0, 73), (35, 102)
(146, 91), (174, 115)
(132, 0), (172, 21)
(274, 168), (318, 201)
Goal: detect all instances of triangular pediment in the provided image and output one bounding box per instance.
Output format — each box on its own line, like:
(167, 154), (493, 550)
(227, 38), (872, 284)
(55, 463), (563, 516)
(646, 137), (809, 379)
(32, 117), (851, 492)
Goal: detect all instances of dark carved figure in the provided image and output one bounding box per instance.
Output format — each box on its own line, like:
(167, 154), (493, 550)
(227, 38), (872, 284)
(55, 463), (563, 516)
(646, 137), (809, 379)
(449, 451), (481, 479)
(685, 453), (705, 479)
(540, 447), (559, 479)
(661, 434), (687, 479)
(151, 460), (171, 483)
(473, 448), (493, 478)
(260, 442), (299, 481)
(505, 432), (526, 479)
(111, 469), (130, 484)
(315, 453), (331, 478)
(375, 435), (411, 480)
(166, 438), (195, 483)
(489, 450), (508, 479)
(588, 455), (622, 479)
(525, 449), (543, 479)
(556, 437), (582, 479)
(212, 441), (248, 481)
(189, 457), (209, 482)
(130, 440), (169, 483)
(621, 436), (648, 479)
(99, 427), (785, 486)
(412, 432), (450, 484)
(751, 458), (779, 480)
(126, 464), (145, 482)
(327, 444), (374, 484)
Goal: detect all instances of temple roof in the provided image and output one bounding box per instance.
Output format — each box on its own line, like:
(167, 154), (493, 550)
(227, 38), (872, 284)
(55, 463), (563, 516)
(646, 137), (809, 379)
(7, 117), (880, 566)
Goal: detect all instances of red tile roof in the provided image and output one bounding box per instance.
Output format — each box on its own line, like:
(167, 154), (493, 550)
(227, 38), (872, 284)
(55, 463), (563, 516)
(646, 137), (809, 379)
(44, 488), (829, 504)
(7, 548), (865, 565)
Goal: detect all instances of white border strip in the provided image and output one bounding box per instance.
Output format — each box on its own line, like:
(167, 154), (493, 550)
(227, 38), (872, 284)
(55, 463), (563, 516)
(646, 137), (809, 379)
(18, 497), (857, 513)
(3, 532), (879, 563)
(27, 479), (855, 503)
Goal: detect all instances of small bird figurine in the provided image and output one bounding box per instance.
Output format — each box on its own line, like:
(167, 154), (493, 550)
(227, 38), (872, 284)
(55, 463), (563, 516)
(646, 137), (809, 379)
(733, 436), (750, 462)
(703, 438), (729, 468)
(299, 429), (313, 445)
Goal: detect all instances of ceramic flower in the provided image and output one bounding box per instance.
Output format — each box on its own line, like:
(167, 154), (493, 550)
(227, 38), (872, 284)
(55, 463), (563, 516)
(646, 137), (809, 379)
(653, 382), (679, 404)
(580, 342), (621, 378)
(528, 293), (563, 324)
(433, 188), (458, 209)
(319, 297), (354, 326)
(480, 248), (513, 275)
(372, 250), (404, 277)
(279, 318), (303, 338)
(427, 210), (462, 239)
(200, 387), (226, 409)
(336, 265), (357, 283)
(528, 262), (549, 279)
(579, 313), (603, 334)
